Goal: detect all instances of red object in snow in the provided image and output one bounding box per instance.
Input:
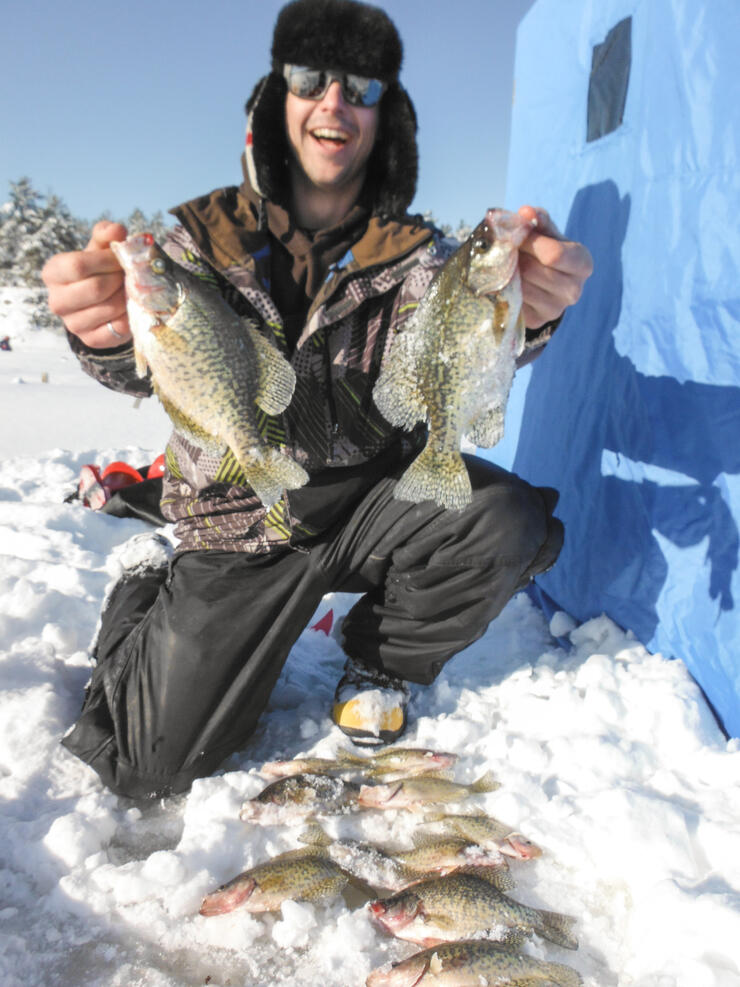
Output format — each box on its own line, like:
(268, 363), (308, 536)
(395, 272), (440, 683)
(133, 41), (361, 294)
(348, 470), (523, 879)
(311, 609), (334, 635)
(147, 454), (166, 478)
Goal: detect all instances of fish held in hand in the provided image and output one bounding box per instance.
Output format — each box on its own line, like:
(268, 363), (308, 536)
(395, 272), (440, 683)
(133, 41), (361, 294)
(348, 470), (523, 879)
(373, 208), (534, 509)
(366, 939), (583, 987)
(368, 872), (578, 949)
(111, 232), (308, 508)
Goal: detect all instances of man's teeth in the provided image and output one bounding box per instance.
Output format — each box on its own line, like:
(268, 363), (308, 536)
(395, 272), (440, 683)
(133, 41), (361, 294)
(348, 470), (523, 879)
(312, 129), (348, 142)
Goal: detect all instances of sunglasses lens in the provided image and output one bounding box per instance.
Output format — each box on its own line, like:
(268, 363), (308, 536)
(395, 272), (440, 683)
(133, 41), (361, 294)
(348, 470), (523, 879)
(344, 74), (385, 107)
(284, 66), (385, 107)
(288, 68), (327, 99)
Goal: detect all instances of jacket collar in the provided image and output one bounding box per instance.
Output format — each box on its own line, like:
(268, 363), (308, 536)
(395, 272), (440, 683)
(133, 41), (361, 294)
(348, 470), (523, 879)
(170, 169), (434, 282)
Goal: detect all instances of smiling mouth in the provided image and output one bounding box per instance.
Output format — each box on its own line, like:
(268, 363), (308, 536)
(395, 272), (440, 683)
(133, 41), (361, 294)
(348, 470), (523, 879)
(310, 127), (350, 147)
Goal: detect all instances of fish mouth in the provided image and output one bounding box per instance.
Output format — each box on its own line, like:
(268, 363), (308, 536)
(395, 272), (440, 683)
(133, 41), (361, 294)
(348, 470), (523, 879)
(199, 876), (256, 916)
(358, 780), (403, 807)
(503, 832), (542, 859)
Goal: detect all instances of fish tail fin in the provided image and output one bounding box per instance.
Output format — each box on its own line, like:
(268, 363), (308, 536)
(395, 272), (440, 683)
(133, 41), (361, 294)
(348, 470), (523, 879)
(535, 908), (579, 950)
(539, 961), (584, 987)
(298, 822), (332, 847)
(394, 446), (471, 510)
(470, 770), (500, 794)
(233, 446), (309, 508)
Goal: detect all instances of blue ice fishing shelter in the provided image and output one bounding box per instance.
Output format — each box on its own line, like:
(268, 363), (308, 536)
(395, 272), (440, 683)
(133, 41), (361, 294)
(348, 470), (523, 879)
(498, 0), (740, 735)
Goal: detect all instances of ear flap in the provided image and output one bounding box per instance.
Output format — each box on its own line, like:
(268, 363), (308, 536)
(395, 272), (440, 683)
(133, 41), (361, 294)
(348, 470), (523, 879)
(244, 73), (292, 209)
(365, 82), (419, 218)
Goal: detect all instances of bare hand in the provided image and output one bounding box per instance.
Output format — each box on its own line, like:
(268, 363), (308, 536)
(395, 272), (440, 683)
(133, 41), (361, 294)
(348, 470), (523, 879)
(517, 205), (593, 328)
(42, 221), (132, 348)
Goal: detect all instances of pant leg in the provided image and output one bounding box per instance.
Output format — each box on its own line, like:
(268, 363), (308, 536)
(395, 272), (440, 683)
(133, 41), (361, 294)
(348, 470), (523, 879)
(63, 547), (330, 799)
(320, 455), (563, 684)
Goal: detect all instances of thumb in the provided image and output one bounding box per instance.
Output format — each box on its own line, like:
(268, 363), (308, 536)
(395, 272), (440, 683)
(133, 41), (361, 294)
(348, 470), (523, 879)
(517, 205), (563, 241)
(85, 220), (128, 252)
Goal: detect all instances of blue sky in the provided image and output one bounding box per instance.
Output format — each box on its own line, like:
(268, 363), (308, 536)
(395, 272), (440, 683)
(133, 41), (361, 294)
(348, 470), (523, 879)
(1, 0), (535, 228)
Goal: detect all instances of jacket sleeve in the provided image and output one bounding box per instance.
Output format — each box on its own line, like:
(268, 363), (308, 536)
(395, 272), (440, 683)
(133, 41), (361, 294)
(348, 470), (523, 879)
(66, 331), (153, 398)
(516, 316), (562, 369)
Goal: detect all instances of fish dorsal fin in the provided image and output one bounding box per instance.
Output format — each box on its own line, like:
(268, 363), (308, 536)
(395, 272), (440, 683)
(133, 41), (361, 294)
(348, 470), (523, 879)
(133, 343), (149, 379)
(428, 952), (443, 975)
(410, 832), (457, 850)
(245, 322), (296, 415)
(298, 822), (332, 847)
(372, 326), (428, 430)
(465, 404), (505, 449)
(470, 771), (499, 794)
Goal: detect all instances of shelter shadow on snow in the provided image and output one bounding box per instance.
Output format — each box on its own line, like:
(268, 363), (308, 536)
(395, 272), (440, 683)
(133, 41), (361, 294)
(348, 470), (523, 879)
(515, 180), (740, 708)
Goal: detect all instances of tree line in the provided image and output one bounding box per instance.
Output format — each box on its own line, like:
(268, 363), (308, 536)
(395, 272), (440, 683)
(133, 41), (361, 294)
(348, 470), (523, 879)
(0, 178), (172, 331)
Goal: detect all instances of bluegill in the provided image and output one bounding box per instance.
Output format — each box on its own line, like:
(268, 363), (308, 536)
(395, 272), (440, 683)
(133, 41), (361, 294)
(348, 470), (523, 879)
(373, 209), (534, 509)
(366, 939), (583, 987)
(111, 232), (308, 508)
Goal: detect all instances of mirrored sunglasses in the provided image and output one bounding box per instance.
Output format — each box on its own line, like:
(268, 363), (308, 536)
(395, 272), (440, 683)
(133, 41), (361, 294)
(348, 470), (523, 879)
(283, 64), (386, 108)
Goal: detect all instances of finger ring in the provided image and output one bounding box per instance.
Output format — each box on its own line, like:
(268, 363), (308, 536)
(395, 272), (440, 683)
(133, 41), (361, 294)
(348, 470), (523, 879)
(106, 321), (125, 340)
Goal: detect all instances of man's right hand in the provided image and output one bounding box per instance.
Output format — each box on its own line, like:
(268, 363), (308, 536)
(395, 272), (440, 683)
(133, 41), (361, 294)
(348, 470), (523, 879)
(42, 221), (132, 349)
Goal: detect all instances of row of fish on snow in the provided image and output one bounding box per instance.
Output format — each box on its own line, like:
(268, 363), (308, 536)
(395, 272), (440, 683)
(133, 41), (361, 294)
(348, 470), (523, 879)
(197, 746), (584, 986)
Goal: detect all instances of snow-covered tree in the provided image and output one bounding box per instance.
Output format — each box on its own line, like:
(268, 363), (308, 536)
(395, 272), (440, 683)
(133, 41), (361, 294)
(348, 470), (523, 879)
(421, 210), (473, 244)
(125, 207), (172, 241)
(0, 178), (89, 288)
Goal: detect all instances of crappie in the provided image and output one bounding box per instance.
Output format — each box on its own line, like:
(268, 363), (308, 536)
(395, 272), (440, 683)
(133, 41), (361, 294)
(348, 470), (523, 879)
(366, 939), (583, 987)
(199, 847), (349, 915)
(299, 823), (513, 893)
(373, 209), (534, 509)
(368, 872), (578, 949)
(358, 771), (498, 810)
(111, 232), (308, 508)
(425, 811), (543, 860)
(260, 747), (457, 782)
(393, 834), (513, 889)
(239, 772), (361, 823)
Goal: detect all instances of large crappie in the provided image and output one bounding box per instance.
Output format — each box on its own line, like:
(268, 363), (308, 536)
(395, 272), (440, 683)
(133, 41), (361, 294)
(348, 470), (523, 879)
(366, 939), (583, 987)
(373, 209), (534, 510)
(368, 872), (578, 949)
(111, 232), (308, 508)
(199, 846), (351, 915)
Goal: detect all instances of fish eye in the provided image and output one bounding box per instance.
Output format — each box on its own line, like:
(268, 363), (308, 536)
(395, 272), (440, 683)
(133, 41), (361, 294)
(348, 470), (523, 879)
(151, 257), (166, 274)
(472, 238), (488, 253)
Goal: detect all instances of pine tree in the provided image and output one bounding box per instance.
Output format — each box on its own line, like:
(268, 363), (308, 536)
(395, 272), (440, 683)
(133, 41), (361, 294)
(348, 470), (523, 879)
(0, 178), (88, 288)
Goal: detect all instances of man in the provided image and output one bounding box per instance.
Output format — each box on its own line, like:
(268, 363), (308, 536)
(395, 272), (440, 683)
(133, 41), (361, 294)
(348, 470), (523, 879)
(42, 0), (592, 799)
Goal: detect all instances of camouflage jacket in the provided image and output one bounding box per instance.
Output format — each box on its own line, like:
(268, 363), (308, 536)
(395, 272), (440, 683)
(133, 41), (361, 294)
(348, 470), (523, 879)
(70, 187), (555, 556)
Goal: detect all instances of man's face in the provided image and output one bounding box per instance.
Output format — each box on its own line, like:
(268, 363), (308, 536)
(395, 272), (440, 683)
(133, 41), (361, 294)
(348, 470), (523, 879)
(285, 77), (379, 197)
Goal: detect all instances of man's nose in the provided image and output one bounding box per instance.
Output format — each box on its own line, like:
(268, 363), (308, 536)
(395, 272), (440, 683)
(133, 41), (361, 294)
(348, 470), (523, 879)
(319, 79), (348, 110)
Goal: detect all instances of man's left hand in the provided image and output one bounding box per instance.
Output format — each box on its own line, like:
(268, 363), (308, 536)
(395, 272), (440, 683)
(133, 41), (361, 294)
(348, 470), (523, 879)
(517, 205), (593, 329)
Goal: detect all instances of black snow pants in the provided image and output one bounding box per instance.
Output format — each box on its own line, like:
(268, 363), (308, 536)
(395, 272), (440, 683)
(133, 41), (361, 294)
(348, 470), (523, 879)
(62, 457), (563, 799)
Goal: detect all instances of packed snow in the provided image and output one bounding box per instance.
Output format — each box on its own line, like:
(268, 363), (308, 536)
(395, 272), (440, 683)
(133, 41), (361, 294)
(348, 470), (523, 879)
(1, 295), (739, 986)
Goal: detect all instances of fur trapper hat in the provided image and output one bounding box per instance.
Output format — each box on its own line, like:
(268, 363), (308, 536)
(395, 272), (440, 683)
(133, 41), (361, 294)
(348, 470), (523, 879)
(244, 0), (418, 220)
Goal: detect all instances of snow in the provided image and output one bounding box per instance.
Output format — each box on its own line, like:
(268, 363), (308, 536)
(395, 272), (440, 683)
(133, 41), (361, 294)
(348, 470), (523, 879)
(1, 293), (739, 986)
